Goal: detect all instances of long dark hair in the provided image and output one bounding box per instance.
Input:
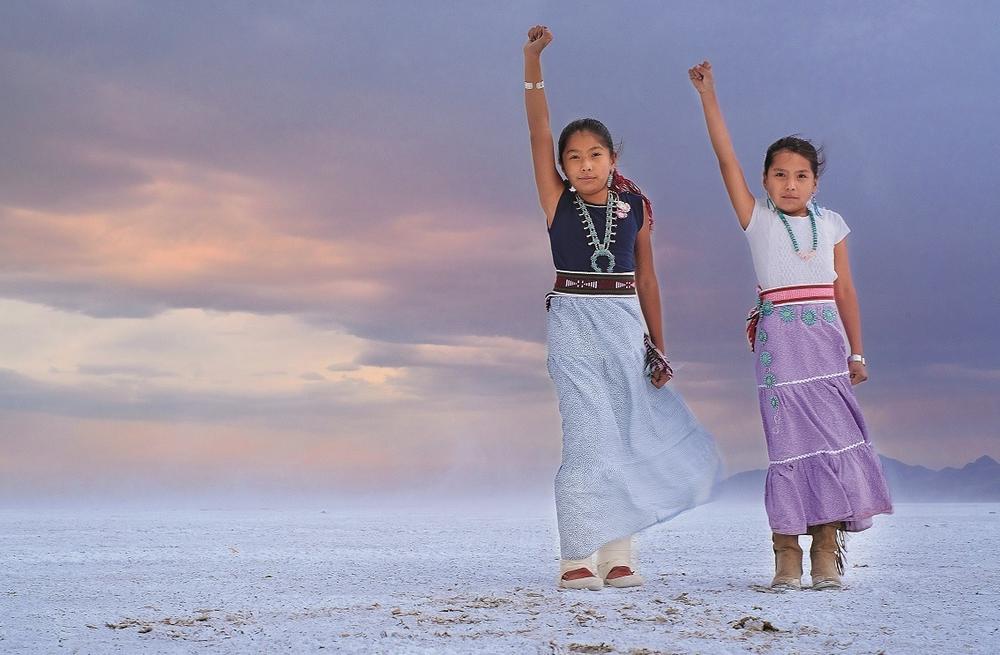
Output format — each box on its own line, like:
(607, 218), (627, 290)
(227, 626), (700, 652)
(557, 118), (655, 230)
(764, 135), (825, 178)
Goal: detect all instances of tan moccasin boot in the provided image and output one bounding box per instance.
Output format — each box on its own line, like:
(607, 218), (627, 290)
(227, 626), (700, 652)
(809, 523), (845, 590)
(770, 532), (803, 589)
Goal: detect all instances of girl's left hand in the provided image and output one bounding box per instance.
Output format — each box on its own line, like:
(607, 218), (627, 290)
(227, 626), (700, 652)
(849, 360), (868, 385)
(650, 369), (672, 388)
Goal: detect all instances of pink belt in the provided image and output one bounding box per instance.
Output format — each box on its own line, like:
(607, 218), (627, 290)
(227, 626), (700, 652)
(746, 284), (835, 351)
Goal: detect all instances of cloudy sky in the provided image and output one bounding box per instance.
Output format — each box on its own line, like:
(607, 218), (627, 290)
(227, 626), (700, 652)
(1, 1), (997, 506)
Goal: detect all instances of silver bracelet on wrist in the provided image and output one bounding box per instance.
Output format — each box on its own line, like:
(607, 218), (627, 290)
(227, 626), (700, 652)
(848, 354), (866, 366)
(524, 80), (544, 90)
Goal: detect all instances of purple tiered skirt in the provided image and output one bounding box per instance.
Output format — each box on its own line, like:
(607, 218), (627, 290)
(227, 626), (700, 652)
(754, 300), (893, 535)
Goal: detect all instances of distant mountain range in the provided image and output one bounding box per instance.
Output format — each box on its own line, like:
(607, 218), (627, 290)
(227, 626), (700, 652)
(714, 455), (1000, 502)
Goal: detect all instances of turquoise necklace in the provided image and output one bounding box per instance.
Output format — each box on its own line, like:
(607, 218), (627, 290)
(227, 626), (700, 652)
(573, 190), (619, 272)
(773, 200), (819, 261)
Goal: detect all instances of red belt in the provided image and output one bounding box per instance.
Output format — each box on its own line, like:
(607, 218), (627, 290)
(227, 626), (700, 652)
(552, 271), (636, 295)
(546, 271), (636, 311)
(746, 284), (835, 351)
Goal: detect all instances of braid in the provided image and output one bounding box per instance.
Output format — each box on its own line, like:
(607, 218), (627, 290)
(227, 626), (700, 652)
(611, 170), (654, 231)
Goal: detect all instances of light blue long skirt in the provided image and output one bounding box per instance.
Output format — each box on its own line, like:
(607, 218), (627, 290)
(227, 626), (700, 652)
(547, 294), (723, 559)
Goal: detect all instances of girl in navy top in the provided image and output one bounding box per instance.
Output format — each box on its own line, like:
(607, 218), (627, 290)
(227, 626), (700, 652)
(523, 25), (722, 591)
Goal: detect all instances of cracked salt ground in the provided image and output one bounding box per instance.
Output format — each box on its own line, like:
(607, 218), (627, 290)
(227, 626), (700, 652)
(1, 503), (996, 653)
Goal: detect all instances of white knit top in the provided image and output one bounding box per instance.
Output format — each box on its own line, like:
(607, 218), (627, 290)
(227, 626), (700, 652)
(744, 198), (850, 290)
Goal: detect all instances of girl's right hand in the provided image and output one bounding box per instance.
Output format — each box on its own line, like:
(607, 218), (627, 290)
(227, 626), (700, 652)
(688, 60), (715, 94)
(524, 25), (553, 56)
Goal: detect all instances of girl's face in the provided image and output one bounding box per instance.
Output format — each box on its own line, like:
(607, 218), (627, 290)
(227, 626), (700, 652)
(763, 150), (818, 216)
(561, 130), (616, 198)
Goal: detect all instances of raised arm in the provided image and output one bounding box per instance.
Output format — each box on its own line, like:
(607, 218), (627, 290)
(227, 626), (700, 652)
(523, 25), (565, 226)
(689, 61), (755, 229)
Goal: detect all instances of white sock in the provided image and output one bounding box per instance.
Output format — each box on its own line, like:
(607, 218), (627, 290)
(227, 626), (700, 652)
(596, 535), (634, 578)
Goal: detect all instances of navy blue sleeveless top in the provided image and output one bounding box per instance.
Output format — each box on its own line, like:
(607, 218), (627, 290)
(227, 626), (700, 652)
(547, 188), (645, 273)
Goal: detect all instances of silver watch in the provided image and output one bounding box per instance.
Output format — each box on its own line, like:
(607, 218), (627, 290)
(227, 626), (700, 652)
(848, 354), (866, 365)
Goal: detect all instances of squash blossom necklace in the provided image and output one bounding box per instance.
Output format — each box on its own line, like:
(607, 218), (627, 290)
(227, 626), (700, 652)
(773, 199), (819, 261)
(573, 189), (629, 273)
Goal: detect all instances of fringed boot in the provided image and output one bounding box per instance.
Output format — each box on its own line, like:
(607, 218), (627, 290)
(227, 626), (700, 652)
(770, 532), (803, 589)
(809, 522), (846, 590)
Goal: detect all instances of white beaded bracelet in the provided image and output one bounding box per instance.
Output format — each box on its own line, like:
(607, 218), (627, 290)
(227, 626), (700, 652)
(524, 80), (545, 90)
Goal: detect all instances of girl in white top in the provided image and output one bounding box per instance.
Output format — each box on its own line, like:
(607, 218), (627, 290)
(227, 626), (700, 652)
(689, 61), (893, 591)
